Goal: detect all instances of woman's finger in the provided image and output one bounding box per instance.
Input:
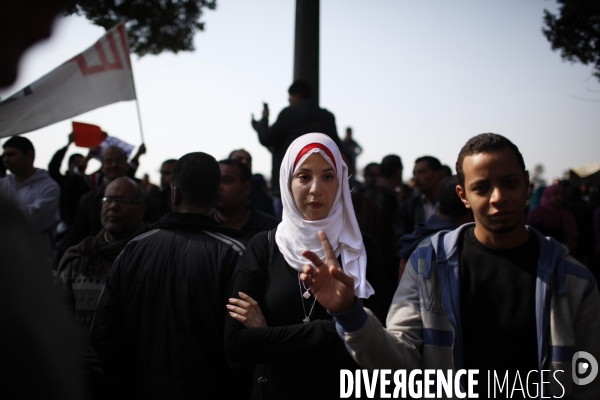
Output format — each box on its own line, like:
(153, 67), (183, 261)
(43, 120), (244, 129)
(301, 264), (317, 278)
(317, 230), (337, 262)
(229, 311), (247, 323)
(302, 250), (325, 268)
(238, 292), (259, 307)
(300, 265), (317, 285)
(330, 265), (355, 288)
(226, 305), (248, 316)
(229, 298), (251, 309)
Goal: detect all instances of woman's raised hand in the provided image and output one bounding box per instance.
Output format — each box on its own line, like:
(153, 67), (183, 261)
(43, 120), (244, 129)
(300, 230), (356, 314)
(227, 292), (268, 328)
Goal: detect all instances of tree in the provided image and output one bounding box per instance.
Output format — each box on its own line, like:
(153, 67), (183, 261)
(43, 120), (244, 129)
(64, 0), (217, 57)
(542, 1), (600, 81)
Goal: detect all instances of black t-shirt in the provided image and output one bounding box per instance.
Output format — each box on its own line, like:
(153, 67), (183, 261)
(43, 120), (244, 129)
(459, 227), (539, 396)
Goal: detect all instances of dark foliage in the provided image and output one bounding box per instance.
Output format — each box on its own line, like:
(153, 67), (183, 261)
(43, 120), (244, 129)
(542, 0), (600, 80)
(64, 0), (217, 57)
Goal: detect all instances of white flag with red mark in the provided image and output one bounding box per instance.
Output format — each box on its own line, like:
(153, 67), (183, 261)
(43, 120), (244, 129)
(0, 22), (136, 138)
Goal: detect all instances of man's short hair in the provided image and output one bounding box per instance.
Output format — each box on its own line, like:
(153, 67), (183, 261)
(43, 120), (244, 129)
(438, 176), (468, 218)
(415, 156), (442, 171)
(228, 149), (251, 160)
(162, 159), (177, 166)
(172, 152), (220, 206)
(364, 162), (379, 176)
(380, 155), (403, 179)
(455, 133), (525, 187)
(68, 153), (83, 165)
(218, 159), (251, 183)
(3, 136), (35, 161)
(106, 177), (146, 203)
(288, 79), (312, 99)
(102, 146), (127, 161)
(442, 165), (452, 177)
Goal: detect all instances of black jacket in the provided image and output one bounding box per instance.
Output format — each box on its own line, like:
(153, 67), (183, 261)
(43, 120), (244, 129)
(224, 229), (388, 399)
(256, 99), (340, 195)
(0, 196), (86, 400)
(91, 213), (245, 399)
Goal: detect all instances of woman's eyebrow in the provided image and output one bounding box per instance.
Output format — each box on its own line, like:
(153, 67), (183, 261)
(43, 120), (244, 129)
(296, 167), (335, 173)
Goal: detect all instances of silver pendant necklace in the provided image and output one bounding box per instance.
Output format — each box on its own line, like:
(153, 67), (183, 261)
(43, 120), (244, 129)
(298, 273), (317, 323)
(300, 279), (311, 299)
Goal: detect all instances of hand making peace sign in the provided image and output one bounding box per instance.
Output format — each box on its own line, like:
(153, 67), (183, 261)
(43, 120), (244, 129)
(300, 230), (356, 314)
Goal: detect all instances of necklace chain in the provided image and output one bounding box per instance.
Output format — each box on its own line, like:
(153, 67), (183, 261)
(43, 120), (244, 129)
(298, 273), (317, 323)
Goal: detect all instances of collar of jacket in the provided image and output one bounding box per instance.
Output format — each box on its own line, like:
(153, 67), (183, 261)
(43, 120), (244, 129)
(58, 223), (150, 276)
(153, 212), (244, 238)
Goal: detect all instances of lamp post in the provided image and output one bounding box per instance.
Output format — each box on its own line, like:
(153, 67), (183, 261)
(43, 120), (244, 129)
(293, 0), (320, 105)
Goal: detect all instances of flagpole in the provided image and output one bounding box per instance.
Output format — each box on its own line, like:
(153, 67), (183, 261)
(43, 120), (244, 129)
(134, 98), (145, 144)
(121, 21), (145, 145)
(129, 64), (144, 144)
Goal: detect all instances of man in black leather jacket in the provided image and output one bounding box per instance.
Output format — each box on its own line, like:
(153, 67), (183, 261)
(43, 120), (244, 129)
(91, 152), (245, 399)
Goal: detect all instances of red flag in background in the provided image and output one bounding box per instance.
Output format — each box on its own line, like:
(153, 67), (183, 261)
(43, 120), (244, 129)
(72, 121), (106, 148)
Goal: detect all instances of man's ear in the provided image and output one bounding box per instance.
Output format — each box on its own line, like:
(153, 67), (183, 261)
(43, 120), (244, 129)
(172, 185), (182, 207)
(524, 170), (531, 199)
(456, 184), (471, 209)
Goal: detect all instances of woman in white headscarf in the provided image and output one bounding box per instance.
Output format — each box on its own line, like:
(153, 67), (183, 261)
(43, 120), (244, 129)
(224, 133), (387, 400)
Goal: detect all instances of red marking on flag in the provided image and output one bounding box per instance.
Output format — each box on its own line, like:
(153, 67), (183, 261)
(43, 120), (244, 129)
(117, 23), (132, 69)
(73, 26), (130, 76)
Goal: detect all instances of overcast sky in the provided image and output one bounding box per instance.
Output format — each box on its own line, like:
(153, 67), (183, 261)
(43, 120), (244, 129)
(2, 0), (599, 185)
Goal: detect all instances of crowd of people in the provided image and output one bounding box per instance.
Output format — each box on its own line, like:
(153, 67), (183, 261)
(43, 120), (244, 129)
(2, 1), (600, 399)
(2, 79), (600, 399)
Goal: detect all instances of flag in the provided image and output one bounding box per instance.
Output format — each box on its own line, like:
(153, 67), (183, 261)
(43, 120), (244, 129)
(0, 22), (136, 138)
(72, 121), (105, 148)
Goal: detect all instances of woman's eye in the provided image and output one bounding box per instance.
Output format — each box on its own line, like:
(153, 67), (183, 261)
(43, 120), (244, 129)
(324, 174), (335, 180)
(298, 174), (309, 181)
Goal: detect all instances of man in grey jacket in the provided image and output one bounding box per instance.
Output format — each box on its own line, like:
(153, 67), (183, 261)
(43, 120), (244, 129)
(301, 133), (600, 399)
(0, 135), (60, 265)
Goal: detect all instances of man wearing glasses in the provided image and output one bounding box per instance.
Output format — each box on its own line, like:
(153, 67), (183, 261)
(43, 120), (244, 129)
(69, 146), (158, 246)
(56, 176), (149, 397)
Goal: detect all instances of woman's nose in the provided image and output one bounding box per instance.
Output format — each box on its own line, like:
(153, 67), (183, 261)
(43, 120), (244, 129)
(309, 178), (321, 195)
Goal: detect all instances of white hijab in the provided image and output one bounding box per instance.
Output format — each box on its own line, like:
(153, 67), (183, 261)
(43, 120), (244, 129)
(275, 133), (374, 299)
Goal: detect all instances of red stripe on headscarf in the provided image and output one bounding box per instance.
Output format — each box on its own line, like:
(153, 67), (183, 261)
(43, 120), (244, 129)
(293, 143), (337, 171)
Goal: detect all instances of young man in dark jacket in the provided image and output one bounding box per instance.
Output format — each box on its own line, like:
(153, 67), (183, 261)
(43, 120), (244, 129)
(92, 152), (246, 399)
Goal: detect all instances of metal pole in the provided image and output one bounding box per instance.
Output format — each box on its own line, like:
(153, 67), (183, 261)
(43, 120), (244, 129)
(134, 98), (145, 144)
(293, 0), (320, 105)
